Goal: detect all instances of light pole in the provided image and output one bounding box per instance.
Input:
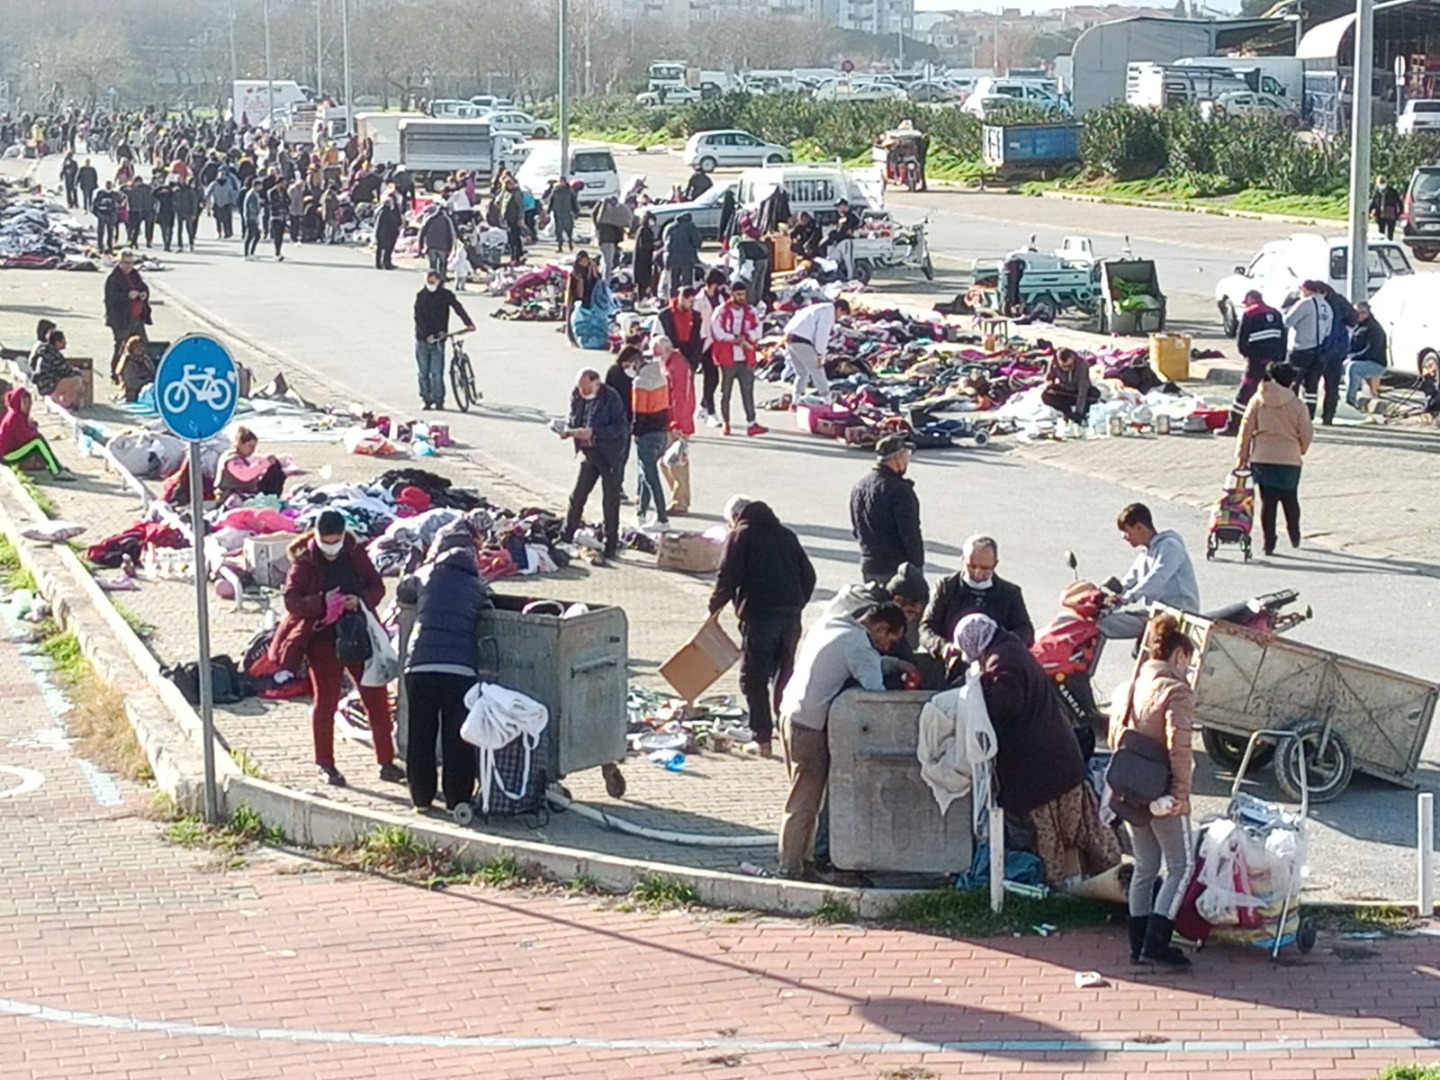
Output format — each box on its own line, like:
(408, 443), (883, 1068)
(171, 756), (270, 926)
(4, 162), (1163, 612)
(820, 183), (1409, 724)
(341, 0), (354, 135)
(1346, 0), (1374, 305)
(559, 0), (570, 177)
(229, 0), (238, 88)
(264, 0), (275, 125)
(317, 0), (323, 97)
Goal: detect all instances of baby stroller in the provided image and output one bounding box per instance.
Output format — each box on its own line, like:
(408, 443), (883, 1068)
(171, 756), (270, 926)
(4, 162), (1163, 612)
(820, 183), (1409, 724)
(1206, 469), (1254, 562)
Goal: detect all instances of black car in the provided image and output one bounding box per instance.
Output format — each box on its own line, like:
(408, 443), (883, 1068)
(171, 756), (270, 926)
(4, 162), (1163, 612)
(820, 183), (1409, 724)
(1401, 165), (1440, 263)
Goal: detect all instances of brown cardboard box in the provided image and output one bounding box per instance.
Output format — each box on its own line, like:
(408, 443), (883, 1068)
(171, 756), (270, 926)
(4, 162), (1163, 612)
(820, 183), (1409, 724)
(660, 616), (742, 702)
(656, 531), (724, 574)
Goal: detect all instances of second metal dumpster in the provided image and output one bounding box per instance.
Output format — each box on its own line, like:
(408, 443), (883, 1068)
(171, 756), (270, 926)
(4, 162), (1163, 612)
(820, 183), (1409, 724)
(982, 123), (1082, 177)
(397, 593), (629, 785)
(827, 688), (974, 874)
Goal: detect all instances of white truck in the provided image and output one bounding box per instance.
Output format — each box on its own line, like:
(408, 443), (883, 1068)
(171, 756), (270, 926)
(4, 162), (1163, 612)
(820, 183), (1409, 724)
(1174, 56), (1305, 103)
(355, 111), (425, 164)
(231, 80), (310, 128)
(1126, 63), (1251, 109)
(397, 118), (523, 190)
(281, 103), (351, 147)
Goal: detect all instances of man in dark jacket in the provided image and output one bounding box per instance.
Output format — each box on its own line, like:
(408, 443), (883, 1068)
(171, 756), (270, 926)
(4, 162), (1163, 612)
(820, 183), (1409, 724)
(173, 177), (201, 251)
(91, 181), (120, 253)
(561, 369), (630, 560)
(418, 205), (457, 278)
(662, 212), (702, 297)
(849, 434), (923, 581)
(396, 521), (492, 811)
(125, 175), (154, 248)
(374, 187), (402, 270)
(1225, 289), (1285, 435)
(920, 536), (1034, 677)
(413, 269), (475, 410)
(1369, 176), (1403, 240)
(153, 177), (177, 252)
(1344, 301), (1389, 411)
(77, 158), (99, 211)
(709, 495), (817, 756)
(103, 251), (151, 381)
(683, 165), (713, 203)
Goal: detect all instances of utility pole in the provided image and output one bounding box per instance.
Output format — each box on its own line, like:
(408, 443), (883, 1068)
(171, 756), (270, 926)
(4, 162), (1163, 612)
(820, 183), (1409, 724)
(317, 0), (323, 96)
(341, 0), (354, 135)
(1346, 0), (1374, 304)
(229, 0), (238, 88)
(264, 0), (275, 125)
(559, 0), (570, 178)
(584, 9), (592, 99)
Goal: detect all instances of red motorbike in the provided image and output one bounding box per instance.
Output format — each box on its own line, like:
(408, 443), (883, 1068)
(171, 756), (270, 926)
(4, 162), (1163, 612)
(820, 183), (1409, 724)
(1031, 553), (1309, 744)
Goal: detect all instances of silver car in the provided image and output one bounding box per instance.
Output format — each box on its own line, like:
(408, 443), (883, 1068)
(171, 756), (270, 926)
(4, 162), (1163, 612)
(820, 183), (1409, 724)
(645, 182), (736, 241)
(481, 110), (551, 139)
(683, 129), (791, 172)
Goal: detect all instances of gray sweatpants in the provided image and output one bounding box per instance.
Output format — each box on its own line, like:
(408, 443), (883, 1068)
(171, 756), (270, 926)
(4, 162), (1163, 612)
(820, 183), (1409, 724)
(1126, 813), (1195, 919)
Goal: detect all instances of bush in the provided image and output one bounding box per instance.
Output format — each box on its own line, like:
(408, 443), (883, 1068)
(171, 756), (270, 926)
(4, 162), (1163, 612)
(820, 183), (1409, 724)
(1081, 102), (1166, 180)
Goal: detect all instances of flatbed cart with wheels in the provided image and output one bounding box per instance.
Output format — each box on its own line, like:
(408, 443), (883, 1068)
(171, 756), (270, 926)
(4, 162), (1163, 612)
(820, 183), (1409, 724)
(1175, 730), (1317, 960)
(1164, 605), (1438, 803)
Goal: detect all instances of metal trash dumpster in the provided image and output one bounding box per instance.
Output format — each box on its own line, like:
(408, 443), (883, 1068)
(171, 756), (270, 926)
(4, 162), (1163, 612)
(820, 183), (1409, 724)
(827, 688), (974, 874)
(397, 593), (629, 792)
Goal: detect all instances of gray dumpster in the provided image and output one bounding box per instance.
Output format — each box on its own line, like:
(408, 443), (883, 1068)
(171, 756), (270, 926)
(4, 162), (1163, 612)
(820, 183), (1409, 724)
(826, 688), (974, 874)
(397, 593), (629, 790)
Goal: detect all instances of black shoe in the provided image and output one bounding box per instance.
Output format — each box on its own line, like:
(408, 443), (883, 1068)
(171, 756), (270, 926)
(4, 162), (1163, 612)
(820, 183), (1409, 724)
(317, 765), (348, 788)
(421, 401), (433, 411)
(1140, 915), (1191, 968)
(1128, 914), (1149, 964)
(378, 763), (406, 784)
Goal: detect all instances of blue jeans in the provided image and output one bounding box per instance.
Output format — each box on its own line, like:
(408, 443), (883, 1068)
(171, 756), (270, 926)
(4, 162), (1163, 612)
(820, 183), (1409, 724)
(415, 339), (445, 406)
(1345, 359), (1387, 406)
(635, 431), (668, 520)
(427, 248), (450, 277)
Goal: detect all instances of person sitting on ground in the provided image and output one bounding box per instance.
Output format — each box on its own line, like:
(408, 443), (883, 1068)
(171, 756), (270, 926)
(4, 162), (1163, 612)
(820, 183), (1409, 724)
(1100, 503), (1201, 640)
(0, 387), (73, 479)
(27, 319), (56, 373)
(956, 612), (1120, 890)
(215, 425), (287, 499)
(115, 334), (156, 403)
(921, 535), (1035, 677)
(29, 328), (86, 410)
(1042, 347), (1099, 425)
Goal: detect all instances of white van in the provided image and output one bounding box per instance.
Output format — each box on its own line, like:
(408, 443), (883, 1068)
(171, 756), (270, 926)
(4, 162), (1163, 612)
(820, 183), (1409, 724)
(1367, 275), (1440, 376)
(735, 163), (878, 226)
(516, 142), (620, 206)
(962, 77), (1068, 116)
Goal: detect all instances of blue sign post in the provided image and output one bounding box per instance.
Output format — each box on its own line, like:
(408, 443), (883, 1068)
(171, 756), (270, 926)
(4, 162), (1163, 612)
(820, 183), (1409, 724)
(157, 335), (240, 824)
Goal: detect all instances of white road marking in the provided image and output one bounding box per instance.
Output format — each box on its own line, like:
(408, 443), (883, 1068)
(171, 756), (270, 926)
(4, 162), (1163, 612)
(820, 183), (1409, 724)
(0, 765), (44, 799)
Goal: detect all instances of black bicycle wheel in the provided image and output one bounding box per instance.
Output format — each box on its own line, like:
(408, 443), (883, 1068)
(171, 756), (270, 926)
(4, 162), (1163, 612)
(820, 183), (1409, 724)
(450, 353), (473, 413)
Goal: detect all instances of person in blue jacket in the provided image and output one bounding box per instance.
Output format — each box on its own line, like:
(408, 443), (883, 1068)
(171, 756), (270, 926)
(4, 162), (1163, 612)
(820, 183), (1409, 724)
(560, 368), (631, 560)
(397, 521), (492, 811)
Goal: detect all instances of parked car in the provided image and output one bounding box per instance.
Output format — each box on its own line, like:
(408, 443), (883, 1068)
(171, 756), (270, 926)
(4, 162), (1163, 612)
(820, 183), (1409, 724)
(908, 79), (962, 103)
(516, 142), (619, 206)
(646, 181), (736, 240)
(683, 129), (791, 172)
(813, 78), (907, 103)
(961, 81), (1069, 117)
(636, 86), (702, 107)
(469, 95), (513, 111)
(1213, 233), (1415, 336)
(1397, 99), (1440, 134)
(1206, 90), (1301, 127)
(1368, 275), (1440, 375)
(735, 163), (876, 227)
(480, 109), (551, 138)
(1401, 165), (1440, 262)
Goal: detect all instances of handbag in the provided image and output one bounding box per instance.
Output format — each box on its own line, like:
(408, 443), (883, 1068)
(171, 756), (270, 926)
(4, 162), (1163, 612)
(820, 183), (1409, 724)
(1104, 686), (1171, 825)
(334, 609), (373, 666)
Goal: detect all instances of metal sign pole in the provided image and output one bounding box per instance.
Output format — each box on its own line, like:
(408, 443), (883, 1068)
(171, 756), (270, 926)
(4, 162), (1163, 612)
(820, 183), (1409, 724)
(189, 441), (219, 824)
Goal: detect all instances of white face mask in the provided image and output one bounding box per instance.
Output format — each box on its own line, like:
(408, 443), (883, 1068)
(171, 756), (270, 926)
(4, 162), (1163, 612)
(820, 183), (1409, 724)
(425, 282), (439, 292)
(317, 537), (344, 558)
(963, 573), (994, 591)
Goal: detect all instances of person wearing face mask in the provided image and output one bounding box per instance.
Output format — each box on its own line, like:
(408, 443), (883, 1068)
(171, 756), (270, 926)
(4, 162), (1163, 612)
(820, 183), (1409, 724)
(268, 510), (404, 788)
(413, 270), (475, 411)
(921, 536), (1034, 678)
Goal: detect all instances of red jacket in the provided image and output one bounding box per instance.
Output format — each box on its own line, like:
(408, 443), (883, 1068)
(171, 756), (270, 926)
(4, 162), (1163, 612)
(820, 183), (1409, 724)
(665, 352), (696, 436)
(268, 532), (384, 672)
(710, 301), (760, 368)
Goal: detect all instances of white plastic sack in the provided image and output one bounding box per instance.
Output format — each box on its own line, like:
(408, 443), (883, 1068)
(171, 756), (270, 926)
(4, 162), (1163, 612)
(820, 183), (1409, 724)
(461, 682), (550, 814)
(360, 609), (400, 687)
(661, 437), (689, 468)
(916, 664), (996, 830)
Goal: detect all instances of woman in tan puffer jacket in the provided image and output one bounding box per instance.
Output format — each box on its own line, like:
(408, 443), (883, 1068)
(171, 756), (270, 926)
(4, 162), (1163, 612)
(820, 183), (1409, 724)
(1110, 612), (1197, 968)
(1236, 360), (1314, 555)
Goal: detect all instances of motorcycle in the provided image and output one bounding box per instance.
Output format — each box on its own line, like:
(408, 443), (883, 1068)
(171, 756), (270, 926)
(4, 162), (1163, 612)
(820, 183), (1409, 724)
(1031, 552), (1309, 746)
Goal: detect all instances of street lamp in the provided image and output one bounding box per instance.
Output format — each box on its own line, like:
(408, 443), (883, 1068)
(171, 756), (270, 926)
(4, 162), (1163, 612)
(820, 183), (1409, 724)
(1345, 0), (1375, 304)
(341, 0), (354, 136)
(264, 0), (275, 125)
(559, 0), (570, 176)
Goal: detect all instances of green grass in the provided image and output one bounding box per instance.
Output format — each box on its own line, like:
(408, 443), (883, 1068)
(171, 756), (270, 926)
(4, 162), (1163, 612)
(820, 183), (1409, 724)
(1020, 175), (1349, 220)
(566, 873), (601, 894)
(38, 630), (86, 685)
(112, 602), (156, 642)
(11, 470), (56, 518)
(888, 888), (1114, 938)
(813, 896), (858, 925)
(474, 852), (527, 887)
(0, 537), (20, 576)
(1377, 1067), (1440, 1079)
(1306, 904), (1415, 935)
(572, 127), (676, 149)
(230, 748), (265, 779)
(630, 874), (698, 911)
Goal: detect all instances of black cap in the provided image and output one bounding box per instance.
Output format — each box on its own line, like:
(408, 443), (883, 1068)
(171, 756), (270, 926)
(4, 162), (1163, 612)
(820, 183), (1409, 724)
(874, 434), (915, 459)
(886, 562), (929, 604)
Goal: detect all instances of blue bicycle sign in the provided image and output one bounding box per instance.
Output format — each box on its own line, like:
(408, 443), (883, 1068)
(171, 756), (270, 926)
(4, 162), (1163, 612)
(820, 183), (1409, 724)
(156, 335), (239, 441)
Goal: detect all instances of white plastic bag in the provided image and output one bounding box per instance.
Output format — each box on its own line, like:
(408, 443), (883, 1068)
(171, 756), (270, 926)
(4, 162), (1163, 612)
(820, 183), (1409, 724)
(360, 609), (400, 687)
(661, 437), (689, 468)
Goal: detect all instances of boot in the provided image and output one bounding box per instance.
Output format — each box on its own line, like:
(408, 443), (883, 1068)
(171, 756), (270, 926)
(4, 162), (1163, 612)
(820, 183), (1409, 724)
(1140, 914), (1191, 968)
(1128, 915), (1149, 964)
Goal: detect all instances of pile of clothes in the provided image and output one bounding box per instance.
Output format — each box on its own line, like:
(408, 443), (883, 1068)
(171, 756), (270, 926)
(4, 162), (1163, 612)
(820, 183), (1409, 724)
(0, 183), (95, 270)
(625, 685), (755, 755)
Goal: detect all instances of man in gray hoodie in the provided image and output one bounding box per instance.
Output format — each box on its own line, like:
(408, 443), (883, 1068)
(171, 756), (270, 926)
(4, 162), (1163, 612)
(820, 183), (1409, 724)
(1100, 503), (1201, 639)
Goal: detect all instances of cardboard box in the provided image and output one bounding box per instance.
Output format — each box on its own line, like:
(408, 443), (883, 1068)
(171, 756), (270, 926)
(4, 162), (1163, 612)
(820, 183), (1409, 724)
(656, 531), (724, 574)
(1149, 332), (1191, 382)
(660, 617), (741, 702)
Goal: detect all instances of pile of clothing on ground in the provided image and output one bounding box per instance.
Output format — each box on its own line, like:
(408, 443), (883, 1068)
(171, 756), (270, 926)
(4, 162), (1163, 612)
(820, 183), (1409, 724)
(0, 181), (96, 270)
(487, 263), (569, 322)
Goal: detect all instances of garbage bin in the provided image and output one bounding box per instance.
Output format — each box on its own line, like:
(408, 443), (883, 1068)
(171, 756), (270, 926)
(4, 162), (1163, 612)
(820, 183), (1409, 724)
(826, 688), (974, 874)
(397, 593), (629, 789)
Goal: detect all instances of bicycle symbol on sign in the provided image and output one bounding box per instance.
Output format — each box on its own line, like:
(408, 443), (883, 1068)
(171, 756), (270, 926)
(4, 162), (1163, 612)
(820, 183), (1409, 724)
(162, 364), (236, 415)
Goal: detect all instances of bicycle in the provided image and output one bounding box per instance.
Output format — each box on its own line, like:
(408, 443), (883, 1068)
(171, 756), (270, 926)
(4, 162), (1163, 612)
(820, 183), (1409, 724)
(444, 329), (481, 413)
(161, 363), (235, 414)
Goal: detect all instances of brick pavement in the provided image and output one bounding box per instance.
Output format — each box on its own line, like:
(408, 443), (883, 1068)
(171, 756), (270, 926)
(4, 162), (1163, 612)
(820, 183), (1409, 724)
(2, 603), (1439, 1079)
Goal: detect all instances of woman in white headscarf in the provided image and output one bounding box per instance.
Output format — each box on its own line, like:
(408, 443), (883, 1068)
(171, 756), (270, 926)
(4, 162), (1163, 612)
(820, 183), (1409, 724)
(955, 613), (1120, 889)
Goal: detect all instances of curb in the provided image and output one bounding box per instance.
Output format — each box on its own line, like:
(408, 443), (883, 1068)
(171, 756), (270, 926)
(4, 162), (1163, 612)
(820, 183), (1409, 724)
(1036, 189), (1340, 227)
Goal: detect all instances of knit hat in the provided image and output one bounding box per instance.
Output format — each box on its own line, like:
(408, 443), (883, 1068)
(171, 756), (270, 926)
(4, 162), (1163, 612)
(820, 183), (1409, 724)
(875, 434), (915, 459)
(886, 562), (929, 604)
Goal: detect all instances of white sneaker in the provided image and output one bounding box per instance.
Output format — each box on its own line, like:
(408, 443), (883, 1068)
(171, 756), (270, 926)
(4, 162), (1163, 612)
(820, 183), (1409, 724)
(704, 413), (723, 429)
(640, 520), (669, 534)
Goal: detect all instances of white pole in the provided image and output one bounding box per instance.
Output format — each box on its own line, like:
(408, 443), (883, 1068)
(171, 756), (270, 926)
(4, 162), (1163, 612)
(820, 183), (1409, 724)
(341, 0), (354, 135)
(1420, 792), (1435, 917)
(316, 0), (323, 97)
(1345, 0), (1374, 304)
(989, 804), (1004, 913)
(264, 0), (275, 126)
(559, 0), (569, 177)
(190, 442), (219, 825)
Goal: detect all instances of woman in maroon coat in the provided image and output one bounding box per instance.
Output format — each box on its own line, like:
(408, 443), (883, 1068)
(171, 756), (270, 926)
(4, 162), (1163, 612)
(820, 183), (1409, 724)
(269, 509), (404, 787)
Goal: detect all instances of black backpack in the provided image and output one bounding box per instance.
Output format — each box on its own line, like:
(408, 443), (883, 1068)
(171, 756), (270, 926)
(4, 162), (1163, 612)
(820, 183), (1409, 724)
(164, 655), (250, 706)
(334, 610), (373, 666)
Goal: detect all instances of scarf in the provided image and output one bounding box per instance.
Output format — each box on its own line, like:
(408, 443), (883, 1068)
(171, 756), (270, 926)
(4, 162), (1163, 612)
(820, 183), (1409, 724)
(668, 298), (694, 345)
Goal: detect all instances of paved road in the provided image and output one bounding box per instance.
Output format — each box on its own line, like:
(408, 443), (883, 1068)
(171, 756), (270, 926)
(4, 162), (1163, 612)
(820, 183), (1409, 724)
(18, 154), (1440, 901)
(1, 620), (1436, 1080)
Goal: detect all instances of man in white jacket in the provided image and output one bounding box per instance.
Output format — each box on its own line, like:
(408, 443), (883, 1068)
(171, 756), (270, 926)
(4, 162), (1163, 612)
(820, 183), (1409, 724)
(783, 298), (849, 404)
(691, 270), (727, 426)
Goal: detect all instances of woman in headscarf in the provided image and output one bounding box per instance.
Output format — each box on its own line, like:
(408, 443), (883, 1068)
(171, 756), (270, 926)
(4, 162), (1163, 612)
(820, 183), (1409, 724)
(954, 612), (1120, 889)
(632, 212), (657, 300)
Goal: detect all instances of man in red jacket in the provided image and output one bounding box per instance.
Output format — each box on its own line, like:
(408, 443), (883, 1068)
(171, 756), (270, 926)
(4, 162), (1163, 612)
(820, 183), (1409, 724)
(709, 280), (767, 437)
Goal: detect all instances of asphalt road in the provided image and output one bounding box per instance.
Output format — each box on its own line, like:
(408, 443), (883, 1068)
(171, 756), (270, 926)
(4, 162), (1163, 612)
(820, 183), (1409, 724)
(20, 154), (1440, 902)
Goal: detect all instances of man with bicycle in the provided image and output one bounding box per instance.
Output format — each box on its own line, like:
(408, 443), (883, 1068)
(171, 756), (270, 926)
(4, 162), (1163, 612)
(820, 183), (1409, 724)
(413, 270), (475, 411)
